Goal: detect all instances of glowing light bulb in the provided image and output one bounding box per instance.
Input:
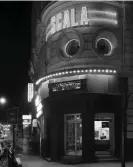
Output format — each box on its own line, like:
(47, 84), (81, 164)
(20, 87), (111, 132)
(0, 98), (6, 105)
(98, 69), (101, 72)
(89, 69), (92, 72)
(94, 69), (96, 72)
(106, 69), (109, 73)
(102, 70), (105, 72)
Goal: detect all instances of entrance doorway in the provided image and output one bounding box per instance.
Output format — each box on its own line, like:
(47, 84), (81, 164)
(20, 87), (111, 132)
(64, 114), (82, 156)
(94, 113), (115, 156)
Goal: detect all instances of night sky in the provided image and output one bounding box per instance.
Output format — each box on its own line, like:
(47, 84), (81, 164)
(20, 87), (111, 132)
(0, 2), (32, 108)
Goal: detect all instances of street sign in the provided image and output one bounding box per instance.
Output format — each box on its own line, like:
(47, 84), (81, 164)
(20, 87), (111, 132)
(8, 107), (18, 124)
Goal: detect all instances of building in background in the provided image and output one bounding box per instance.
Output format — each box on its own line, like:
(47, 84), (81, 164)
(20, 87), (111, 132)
(30, 1), (133, 162)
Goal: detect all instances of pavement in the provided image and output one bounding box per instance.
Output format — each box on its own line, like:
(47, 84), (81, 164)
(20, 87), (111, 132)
(14, 154), (133, 167)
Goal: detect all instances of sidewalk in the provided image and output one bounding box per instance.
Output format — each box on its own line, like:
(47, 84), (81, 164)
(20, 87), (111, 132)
(15, 154), (133, 167)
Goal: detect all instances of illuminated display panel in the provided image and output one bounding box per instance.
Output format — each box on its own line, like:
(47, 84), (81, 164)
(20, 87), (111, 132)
(28, 83), (34, 102)
(51, 80), (82, 92)
(95, 121), (110, 140)
(35, 95), (43, 118)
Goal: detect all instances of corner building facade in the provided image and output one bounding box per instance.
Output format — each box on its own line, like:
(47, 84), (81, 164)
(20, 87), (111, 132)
(31, 1), (133, 163)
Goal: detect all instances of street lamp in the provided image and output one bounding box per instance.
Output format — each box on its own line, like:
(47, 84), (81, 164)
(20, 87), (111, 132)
(0, 97), (7, 105)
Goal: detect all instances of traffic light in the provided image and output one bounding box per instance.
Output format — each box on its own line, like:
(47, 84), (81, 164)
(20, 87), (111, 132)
(7, 107), (18, 125)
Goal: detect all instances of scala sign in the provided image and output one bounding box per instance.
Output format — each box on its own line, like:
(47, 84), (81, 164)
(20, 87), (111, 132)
(46, 7), (118, 41)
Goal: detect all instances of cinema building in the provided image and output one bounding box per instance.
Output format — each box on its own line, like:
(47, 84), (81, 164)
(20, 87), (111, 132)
(30, 1), (133, 163)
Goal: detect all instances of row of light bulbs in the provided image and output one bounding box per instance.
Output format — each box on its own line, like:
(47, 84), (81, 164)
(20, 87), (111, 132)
(36, 68), (117, 85)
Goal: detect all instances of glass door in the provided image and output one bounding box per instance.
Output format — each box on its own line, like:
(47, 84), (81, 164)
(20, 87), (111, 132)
(64, 114), (82, 156)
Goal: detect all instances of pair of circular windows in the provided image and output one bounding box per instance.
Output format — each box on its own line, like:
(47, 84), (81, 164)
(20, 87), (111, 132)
(57, 29), (118, 60)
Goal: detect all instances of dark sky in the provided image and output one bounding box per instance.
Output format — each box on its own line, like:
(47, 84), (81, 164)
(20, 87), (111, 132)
(0, 2), (32, 107)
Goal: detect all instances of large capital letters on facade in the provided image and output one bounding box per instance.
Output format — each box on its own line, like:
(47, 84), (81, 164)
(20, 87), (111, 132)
(63, 10), (70, 29)
(51, 16), (56, 34)
(80, 7), (89, 25)
(56, 13), (63, 31)
(71, 8), (79, 27)
(46, 24), (51, 41)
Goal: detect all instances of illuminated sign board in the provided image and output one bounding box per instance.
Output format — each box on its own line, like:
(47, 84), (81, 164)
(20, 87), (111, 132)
(46, 7), (118, 41)
(22, 115), (32, 125)
(22, 115), (32, 120)
(35, 96), (43, 118)
(28, 83), (34, 102)
(23, 119), (31, 125)
(51, 80), (81, 92)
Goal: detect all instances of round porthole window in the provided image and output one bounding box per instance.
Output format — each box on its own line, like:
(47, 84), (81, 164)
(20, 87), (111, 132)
(65, 39), (80, 58)
(96, 38), (112, 56)
(57, 30), (83, 61)
(92, 28), (118, 58)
